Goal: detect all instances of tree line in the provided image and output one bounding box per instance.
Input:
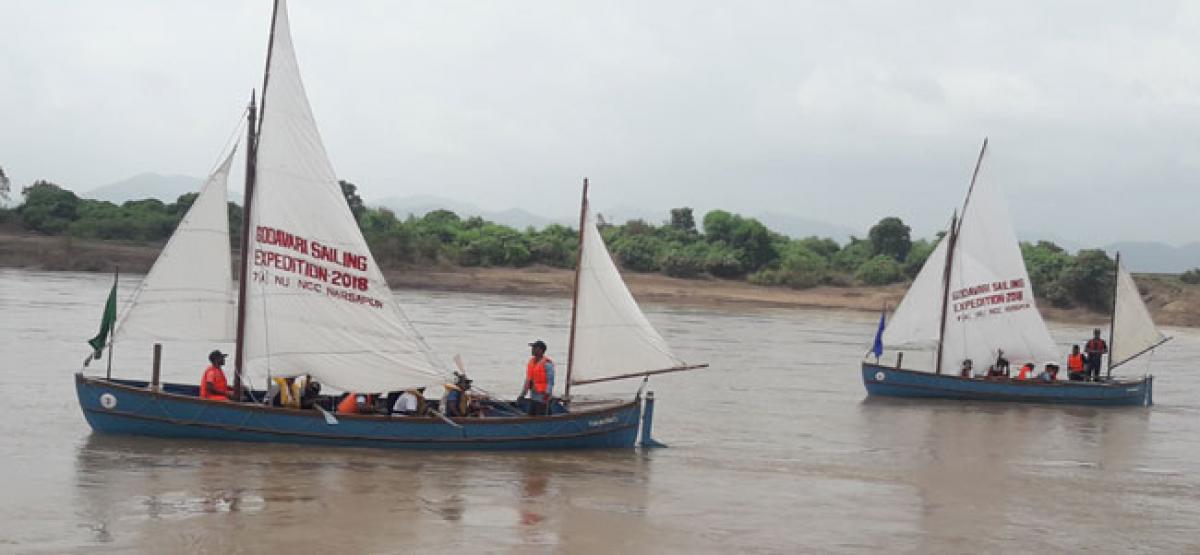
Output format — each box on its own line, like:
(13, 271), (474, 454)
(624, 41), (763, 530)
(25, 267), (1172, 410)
(3, 179), (1194, 313)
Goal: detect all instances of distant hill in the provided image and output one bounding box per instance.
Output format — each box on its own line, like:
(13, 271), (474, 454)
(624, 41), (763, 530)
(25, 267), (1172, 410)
(1104, 241), (1200, 273)
(87, 173), (202, 204)
(374, 195), (564, 230)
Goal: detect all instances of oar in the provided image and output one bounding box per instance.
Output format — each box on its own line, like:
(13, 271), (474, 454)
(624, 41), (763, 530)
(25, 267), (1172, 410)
(427, 408), (463, 429)
(314, 404), (338, 425)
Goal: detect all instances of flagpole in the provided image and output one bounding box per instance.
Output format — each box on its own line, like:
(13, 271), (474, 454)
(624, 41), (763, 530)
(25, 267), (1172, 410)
(106, 266), (117, 379)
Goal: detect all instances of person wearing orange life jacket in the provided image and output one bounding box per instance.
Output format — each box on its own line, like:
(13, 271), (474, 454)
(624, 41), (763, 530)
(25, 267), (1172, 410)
(1084, 328), (1108, 382)
(336, 392), (374, 415)
(519, 340), (556, 416)
(1016, 363), (1035, 381)
(1067, 345), (1087, 381)
(199, 350), (232, 401)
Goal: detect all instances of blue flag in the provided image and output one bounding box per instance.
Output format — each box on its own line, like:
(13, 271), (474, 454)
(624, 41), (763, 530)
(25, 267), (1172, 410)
(870, 307), (886, 359)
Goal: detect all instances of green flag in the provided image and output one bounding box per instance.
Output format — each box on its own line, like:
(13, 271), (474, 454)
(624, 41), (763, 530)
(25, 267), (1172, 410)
(88, 278), (117, 357)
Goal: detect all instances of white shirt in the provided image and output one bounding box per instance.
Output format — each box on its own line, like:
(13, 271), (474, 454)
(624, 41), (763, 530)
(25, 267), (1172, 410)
(393, 391), (418, 414)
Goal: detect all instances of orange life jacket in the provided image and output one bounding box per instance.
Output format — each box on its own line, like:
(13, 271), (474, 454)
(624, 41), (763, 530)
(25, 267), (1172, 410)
(1017, 365), (1033, 380)
(1068, 353), (1085, 372)
(200, 365), (230, 401)
(337, 393), (372, 414)
(526, 356), (552, 395)
(1086, 338), (1107, 354)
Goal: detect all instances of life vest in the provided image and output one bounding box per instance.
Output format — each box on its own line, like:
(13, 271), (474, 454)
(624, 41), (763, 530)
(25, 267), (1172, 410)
(526, 356), (552, 395)
(1017, 365), (1034, 380)
(337, 393), (372, 415)
(1086, 338), (1107, 353)
(200, 365), (230, 401)
(1068, 353), (1085, 372)
(272, 377), (302, 408)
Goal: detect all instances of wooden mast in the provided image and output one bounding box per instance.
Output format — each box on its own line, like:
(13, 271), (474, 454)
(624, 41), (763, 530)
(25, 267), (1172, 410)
(1106, 252), (1120, 379)
(934, 138), (988, 375)
(563, 178), (589, 404)
(233, 0), (280, 400)
(934, 212), (957, 375)
(232, 94), (258, 400)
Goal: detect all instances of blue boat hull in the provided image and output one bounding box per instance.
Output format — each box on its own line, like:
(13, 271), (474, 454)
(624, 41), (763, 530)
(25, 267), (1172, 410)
(862, 362), (1152, 406)
(75, 374), (649, 450)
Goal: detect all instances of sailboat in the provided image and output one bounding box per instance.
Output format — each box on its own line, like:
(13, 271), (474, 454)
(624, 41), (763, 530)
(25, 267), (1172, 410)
(74, 0), (704, 449)
(861, 139), (1160, 406)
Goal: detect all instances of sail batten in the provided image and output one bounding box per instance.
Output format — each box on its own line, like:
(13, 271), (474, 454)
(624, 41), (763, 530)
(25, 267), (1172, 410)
(242, 0), (440, 392)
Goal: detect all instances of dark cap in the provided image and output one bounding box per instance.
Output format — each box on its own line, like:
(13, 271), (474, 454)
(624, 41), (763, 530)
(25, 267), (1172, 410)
(208, 350), (227, 364)
(529, 340), (547, 350)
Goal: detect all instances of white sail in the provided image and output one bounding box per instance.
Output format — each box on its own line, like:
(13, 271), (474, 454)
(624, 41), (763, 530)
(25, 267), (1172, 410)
(569, 204), (686, 385)
(243, 0), (440, 392)
(114, 149), (236, 344)
(938, 148), (1059, 374)
(1110, 258), (1168, 368)
(882, 236), (947, 350)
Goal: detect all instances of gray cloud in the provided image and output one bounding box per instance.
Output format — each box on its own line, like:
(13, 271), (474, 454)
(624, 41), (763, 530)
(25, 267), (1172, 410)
(1, 0), (1196, 245)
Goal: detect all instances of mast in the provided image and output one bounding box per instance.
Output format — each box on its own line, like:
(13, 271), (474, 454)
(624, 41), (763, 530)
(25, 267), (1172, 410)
(106, 266), (118, 379)
(934, 137), (988, 374)
(233, 0), (281, 400)
(564, 178), (589, 403)
(934, 212), (957, 375)
(1106, 252), (1119, 379)
(232, 93), (258, 401)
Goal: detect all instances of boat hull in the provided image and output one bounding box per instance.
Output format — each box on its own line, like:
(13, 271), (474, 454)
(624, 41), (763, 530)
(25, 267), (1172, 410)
(75, 374), (645, 450)
(861, 362), (1152, 406)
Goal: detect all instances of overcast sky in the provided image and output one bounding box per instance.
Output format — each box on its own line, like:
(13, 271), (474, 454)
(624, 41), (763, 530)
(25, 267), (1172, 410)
(2, 1), (1198, 245)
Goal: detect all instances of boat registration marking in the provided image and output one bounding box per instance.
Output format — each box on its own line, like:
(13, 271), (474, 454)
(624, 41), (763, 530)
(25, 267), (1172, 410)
(100, 393), (118, 409)
(875, 371), (886, 381)
(589, 416), (618, 427)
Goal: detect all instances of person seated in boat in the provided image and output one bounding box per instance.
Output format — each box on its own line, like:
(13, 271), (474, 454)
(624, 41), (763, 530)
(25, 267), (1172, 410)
(1016, 362), (1036, 381)
(1067, 345), (1086, 381)
(392, 387), (426, 416)
(199, 350), (232, 402)
(520, 339), (555, 416)
(959, 359), (973, 378)
(1038, 362), (1059, 382)
(336, 392), (375, 415)
(994, 350), (1010, 376)
(1084, 329), (1108, 382)
(443, 374), (472, 417)
(268, 376), (302, 409)
(300, 377), (323, 409)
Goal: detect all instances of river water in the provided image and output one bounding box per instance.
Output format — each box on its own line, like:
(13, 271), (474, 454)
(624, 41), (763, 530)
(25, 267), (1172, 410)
(1, 268), (1198, 553)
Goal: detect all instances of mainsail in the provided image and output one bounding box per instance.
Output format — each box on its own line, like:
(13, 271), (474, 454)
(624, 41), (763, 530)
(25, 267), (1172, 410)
(242, 0), (440, 392)
(883, 142), (1059, 374)
(1109, 256), (1170, 369)
(114, 149), (236, 344)
(568, 194), (691, 386)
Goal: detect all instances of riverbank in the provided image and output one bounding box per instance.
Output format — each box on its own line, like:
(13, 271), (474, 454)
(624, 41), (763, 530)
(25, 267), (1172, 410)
(3, 232), (1197, 327)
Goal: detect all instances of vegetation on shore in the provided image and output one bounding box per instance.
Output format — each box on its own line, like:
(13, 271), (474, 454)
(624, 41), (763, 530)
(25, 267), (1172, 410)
(3, 179), (1197, 317)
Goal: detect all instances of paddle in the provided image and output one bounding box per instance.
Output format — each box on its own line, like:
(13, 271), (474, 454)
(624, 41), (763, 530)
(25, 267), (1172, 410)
(314, 404), (338, 425)
(427, 408), (463, 429)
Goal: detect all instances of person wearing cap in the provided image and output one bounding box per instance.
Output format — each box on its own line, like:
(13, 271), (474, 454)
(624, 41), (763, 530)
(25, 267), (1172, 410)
(199, 350), (232, 401)
(959, 359), (973, 378)
(519, 340), (555, 416)
(1084, 328), (1108, 382)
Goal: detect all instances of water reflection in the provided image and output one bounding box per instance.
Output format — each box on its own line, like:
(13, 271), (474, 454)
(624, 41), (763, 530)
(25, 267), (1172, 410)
(71, 434), (653, 551)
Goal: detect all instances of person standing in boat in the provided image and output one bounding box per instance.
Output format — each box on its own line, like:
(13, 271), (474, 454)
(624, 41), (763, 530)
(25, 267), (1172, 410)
(1084, 329), (1109, 381)
(520, 340), (555, 416)
(1067, 345), (1087, 381)
(200, 350), (232, 401)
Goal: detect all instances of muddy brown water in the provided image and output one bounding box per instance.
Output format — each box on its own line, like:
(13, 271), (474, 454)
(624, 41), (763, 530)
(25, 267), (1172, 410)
(2, 269), (1198, 553)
